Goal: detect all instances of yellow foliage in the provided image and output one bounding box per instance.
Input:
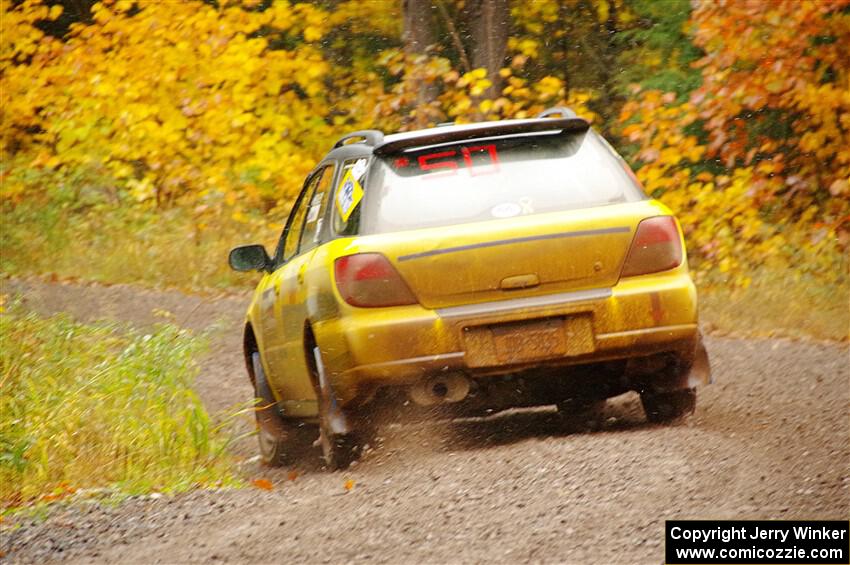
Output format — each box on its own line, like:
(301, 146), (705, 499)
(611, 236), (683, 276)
(3, 0), (845, 292)
(1, 0), (603, 217)
(618, 87), (847, 286)
(2, 0), (335, 210)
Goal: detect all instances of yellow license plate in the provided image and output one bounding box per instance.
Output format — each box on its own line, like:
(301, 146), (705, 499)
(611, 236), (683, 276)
(463, 315), (595, 368)
(464, 318), (566, 367)
(492, 318), (566, 363)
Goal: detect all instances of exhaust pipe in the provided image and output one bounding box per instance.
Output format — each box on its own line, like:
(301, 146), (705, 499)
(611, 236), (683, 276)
(410, 373), (470, 406)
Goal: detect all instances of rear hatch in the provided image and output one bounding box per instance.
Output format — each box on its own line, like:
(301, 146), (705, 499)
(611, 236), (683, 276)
(358, 202), (655, 309)
(353, 124), (652, 309)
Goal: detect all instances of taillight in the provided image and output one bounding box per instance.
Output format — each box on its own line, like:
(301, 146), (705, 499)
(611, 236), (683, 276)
(621, 216), (683, 277)
(334, 253), (418, 307)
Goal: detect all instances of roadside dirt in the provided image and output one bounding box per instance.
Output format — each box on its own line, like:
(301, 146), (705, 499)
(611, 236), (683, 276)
(2, 277), (848, 564)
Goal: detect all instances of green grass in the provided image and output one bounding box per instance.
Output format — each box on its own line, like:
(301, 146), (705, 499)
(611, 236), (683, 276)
(0, 305), (238, 511)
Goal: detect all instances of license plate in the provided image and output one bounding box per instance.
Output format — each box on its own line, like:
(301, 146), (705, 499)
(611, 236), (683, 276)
(463, 315), (595, 368)
(492, 318), (565, 363)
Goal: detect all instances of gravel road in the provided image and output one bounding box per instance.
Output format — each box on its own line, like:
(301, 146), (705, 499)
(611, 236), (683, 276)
(2, 278), (848, 564)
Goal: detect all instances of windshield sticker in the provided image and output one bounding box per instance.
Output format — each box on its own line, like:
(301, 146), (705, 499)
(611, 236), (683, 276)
(491, 202), (522, 218)
(335, 170), (364, 222)
(351, 158), (368, 180)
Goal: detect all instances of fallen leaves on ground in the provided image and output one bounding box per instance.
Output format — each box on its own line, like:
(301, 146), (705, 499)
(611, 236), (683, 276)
(251, 478), (274, 491)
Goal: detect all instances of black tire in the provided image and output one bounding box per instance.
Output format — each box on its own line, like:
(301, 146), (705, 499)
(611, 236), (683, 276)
(309, 344), (365, 470)
(319, 427), (362, 471)
(319, 411), (377, 470)
(252, 352), (315, 466)
(640, 388), (696, 423)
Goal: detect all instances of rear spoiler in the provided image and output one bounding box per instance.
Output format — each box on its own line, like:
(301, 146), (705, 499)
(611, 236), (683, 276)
(372, 117), (590, 156)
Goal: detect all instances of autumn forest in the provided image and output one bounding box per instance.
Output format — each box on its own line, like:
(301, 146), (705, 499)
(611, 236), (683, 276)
(1, 0), (848, 336)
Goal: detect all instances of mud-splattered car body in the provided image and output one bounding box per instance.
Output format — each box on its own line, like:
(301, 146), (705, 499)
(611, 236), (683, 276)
(230, 108), (711, 468)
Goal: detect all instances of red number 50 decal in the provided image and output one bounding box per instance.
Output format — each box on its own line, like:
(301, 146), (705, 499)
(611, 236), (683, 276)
(417, 144), (500, 181)
(462, 144), (500, 176)
(418, 150), (458, 178)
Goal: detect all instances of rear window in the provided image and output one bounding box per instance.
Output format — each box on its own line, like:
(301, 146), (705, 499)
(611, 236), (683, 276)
(358, 130), (645, 234)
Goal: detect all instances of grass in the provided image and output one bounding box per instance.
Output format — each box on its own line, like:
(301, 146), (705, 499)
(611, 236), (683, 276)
(699, 269), (848, 342)
(0, 304), (238, 512)
(0, 200), (271, 292)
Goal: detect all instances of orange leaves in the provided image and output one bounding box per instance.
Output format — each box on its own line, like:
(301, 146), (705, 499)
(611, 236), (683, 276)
(250, 469), (300, 491)
(251, 476), (353, 493)
(690, 0), (850, 211)
(251, 478), (274, 491)
(612, 0), (849, 286)
(619, 77), (846, 285)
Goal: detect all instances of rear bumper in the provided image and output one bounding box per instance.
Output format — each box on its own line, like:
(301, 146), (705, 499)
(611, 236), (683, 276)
(343, 324), (698, 377)
(315, 271), (703, 404)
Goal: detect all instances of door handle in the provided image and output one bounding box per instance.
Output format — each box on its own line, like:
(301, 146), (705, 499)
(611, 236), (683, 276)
(297, 264), (307, 285)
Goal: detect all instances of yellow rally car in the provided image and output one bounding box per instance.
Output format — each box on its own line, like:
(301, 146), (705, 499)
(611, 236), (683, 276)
(229, 107), (711, 469)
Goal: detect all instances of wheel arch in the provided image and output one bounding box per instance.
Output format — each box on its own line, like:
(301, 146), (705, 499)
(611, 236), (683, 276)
(243, 322), (259, 388)
(303, 320), (319, 393)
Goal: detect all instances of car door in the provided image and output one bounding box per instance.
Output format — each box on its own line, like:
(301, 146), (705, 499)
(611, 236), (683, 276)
(258, 172), (316, 405)
(279, 163), (335, 411)
(260, 165), (334, 417)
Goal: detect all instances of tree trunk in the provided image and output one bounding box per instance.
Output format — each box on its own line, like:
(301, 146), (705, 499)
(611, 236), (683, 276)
(402, 0), (438, 125)
(403, 0), (437, 57)
(464, 0), (510, 99)
(597, 0), (621, 125)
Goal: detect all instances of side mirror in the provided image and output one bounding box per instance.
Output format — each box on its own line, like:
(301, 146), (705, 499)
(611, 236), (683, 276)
(228, 245), (272, 272)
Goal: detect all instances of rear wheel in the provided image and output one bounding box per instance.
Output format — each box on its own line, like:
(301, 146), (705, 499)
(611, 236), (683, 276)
(310, 345), (365, 470)
(252, 352), (315, 466)
(640, 388), (696, 423)
(318, 427), (362, 471)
